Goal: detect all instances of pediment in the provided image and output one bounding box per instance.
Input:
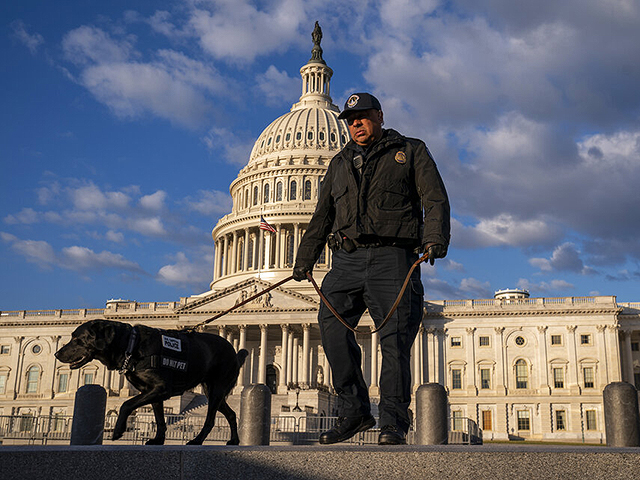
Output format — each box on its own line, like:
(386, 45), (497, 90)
(177, 278), (319, 314)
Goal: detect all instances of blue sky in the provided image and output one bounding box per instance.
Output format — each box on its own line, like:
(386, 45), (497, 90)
(2, 0), (640, 310)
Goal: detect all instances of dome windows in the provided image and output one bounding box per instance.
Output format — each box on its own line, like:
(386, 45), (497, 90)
(330, 132), (336, 143)
(319, 131), (325, 142)
(276, 182), (283, 202)
(290, 180), (297, 200)
(264, 183), (270, 203)
(296, 132), (302, 141)
(276, 134), (281, 143)
(285, 133), (291, 142)
(307, 131), (314, 141)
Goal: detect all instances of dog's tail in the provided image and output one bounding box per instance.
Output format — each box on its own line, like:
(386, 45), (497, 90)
(236, 348), (249, 367)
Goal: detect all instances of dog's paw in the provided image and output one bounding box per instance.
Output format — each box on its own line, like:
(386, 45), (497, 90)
(145, 437), (165, 445)
(226, 438), (240, 446)
(112, 429), (124, 441)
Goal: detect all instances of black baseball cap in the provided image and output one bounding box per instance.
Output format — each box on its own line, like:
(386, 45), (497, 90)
(338, 93), (382, 119)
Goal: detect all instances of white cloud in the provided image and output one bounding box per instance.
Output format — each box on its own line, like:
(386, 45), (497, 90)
(62, 27), (227, 127)
(128, 217), (166, 237)
(72, 183), (131, 211)
(105, 230), (125, 243)
(60, 246), (143, 273)
(184, 190), (233, 216)
(157, 252), (212, 288)
(203, 127), (254, 165)
(1, 233), (141, 274)
(517, 278), (574, 295)
(11, 20), (44, 54)
(139, 190), (167, 211)
(188, 0), (307, 62)
(256, 65), (300, 106)
(4, 208), (39, 225)
(452, 215), (562, 249)
(530, 243), (597, 275)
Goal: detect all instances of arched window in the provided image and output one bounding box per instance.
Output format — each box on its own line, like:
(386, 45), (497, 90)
(304, 180), (312, 200)
(515, 359), (528, 389)
(253, 186), (259, 206)
(244, 188), (249, 208)
(247, 237), (254, 269)
(264, 183), (270, 203)
(276, 182), (283, 202)
(26, 365), (40, 393)
(319, 246), (326, 265)
(238, 238), (244, 271)
(290, 180), (297, 200)
(286, 234), (295, 266)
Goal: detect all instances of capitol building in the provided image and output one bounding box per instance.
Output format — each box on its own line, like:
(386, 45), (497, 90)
(1, 32), (639, 444)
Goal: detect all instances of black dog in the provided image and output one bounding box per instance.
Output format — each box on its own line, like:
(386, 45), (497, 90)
(55, 319), (248, 445)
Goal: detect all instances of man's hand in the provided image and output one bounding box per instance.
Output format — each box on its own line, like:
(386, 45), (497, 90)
(293, 265), (312, 282)
(424, 243), (447, 266)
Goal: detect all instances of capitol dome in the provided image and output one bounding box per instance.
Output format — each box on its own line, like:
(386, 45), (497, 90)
(209, 29), (349, 294)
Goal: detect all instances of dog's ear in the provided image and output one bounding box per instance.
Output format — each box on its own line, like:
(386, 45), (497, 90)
(94, 322), (116, 351)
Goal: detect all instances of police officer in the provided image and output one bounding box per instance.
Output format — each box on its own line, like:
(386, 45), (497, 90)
(293, 93), (450, 445)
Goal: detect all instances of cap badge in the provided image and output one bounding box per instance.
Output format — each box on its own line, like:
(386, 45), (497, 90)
(395, 151), (407, 164)
(347, 94), (359, 108)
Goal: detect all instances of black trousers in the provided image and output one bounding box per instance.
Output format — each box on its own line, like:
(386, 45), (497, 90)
(318, 246), (423, 433)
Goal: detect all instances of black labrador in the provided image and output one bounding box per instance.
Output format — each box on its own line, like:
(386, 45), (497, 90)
(55, 319), (248, 445)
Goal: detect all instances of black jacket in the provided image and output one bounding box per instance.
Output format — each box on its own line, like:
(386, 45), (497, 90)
(295, 129), (450, 268)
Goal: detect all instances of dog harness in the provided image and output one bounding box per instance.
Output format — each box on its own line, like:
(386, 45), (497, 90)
(119, 326), (140, 373)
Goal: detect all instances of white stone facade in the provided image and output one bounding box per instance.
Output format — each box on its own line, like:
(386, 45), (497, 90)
(1, 36), (640, 444)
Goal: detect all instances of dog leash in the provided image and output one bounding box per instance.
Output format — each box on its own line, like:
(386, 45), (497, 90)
(187, 252), (429, 335)
(186, 276), (294, 332)
(306, 252), (429, 334)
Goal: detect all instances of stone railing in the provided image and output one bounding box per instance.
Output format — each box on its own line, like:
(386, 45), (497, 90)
(432, 295), (617, 310)
(0, 302), (178, 320)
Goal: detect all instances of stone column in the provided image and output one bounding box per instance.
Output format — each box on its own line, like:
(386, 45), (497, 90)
(258, 230), (264, 271)
(258, 324), (268, 385)
(244, 229), (250, 271)
(231, 231), (238, 274)
(286, 330), (294, 386)
(213, 240), (221, 280)
(222, 234), (229, 276)
(238, 325), (247, 387)
(466, 327), (477, 394)
(418, 326), (426, 385)
(537, 326), (550, 392)
(566, 325), (580, 393)
(426, 328), (436, 383)
(623, 330), (635, 385)
(597, 325), (610, 385)
(302, 324), (311, 388)
(292, 336), (300, 385)
(218, 325), (227, 339)
(279, 325), (289, 392)
(494, 327), (506, 394)
(607, 324), (622, 382)
(370, 328), (379, 394)
(413, 332), (421, 392)
(294, 223), (300, 252)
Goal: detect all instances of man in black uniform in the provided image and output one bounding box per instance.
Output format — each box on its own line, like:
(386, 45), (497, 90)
(293, 93), (450, 445)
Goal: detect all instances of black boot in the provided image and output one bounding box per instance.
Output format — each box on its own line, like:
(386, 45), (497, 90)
(378, 425), (407, 445)
(319, 414), (376, 444)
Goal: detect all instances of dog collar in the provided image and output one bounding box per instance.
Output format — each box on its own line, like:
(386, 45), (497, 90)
(119, 326), (139, 373)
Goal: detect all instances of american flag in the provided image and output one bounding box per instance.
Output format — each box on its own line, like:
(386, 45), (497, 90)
(259, 216), (276, 233)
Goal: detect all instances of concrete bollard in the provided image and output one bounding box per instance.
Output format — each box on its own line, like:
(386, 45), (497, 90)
(70, 384), (107, 445)
(239, 384), (271, 445)
(603, 382), (640, 447)
(415, 383), (448, 445)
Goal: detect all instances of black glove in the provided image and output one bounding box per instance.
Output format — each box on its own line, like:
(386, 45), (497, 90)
(425, 243), (447, 266)
(293, 265), (312, 282)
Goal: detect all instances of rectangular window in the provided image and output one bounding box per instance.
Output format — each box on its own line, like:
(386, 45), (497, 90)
(585, 410), (597, 430)
(57, 373), (69, 393)
(480, 368), (491, 389)
(632, 342), (639, 352)
(580, 334), (592, 345)
(479, 336), (490, 347)
(0, 373), (6, 394)
(551, 335), (562, 346)
(553, 368), (565, 389)
(451, 337), (462, 347)
(83, 373), (94, 385)
(555, 410), (566, 431)
(0, 345), (10, 355)
(517, 410), (530, 431)
(482, 410), (493, 431)
(451, 369), (462, 389)
(452, 411), (463, 431)
(583, 367), (595, 388)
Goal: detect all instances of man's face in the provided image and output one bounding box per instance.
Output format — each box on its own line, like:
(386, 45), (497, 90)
(346, 109), (384, 147)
